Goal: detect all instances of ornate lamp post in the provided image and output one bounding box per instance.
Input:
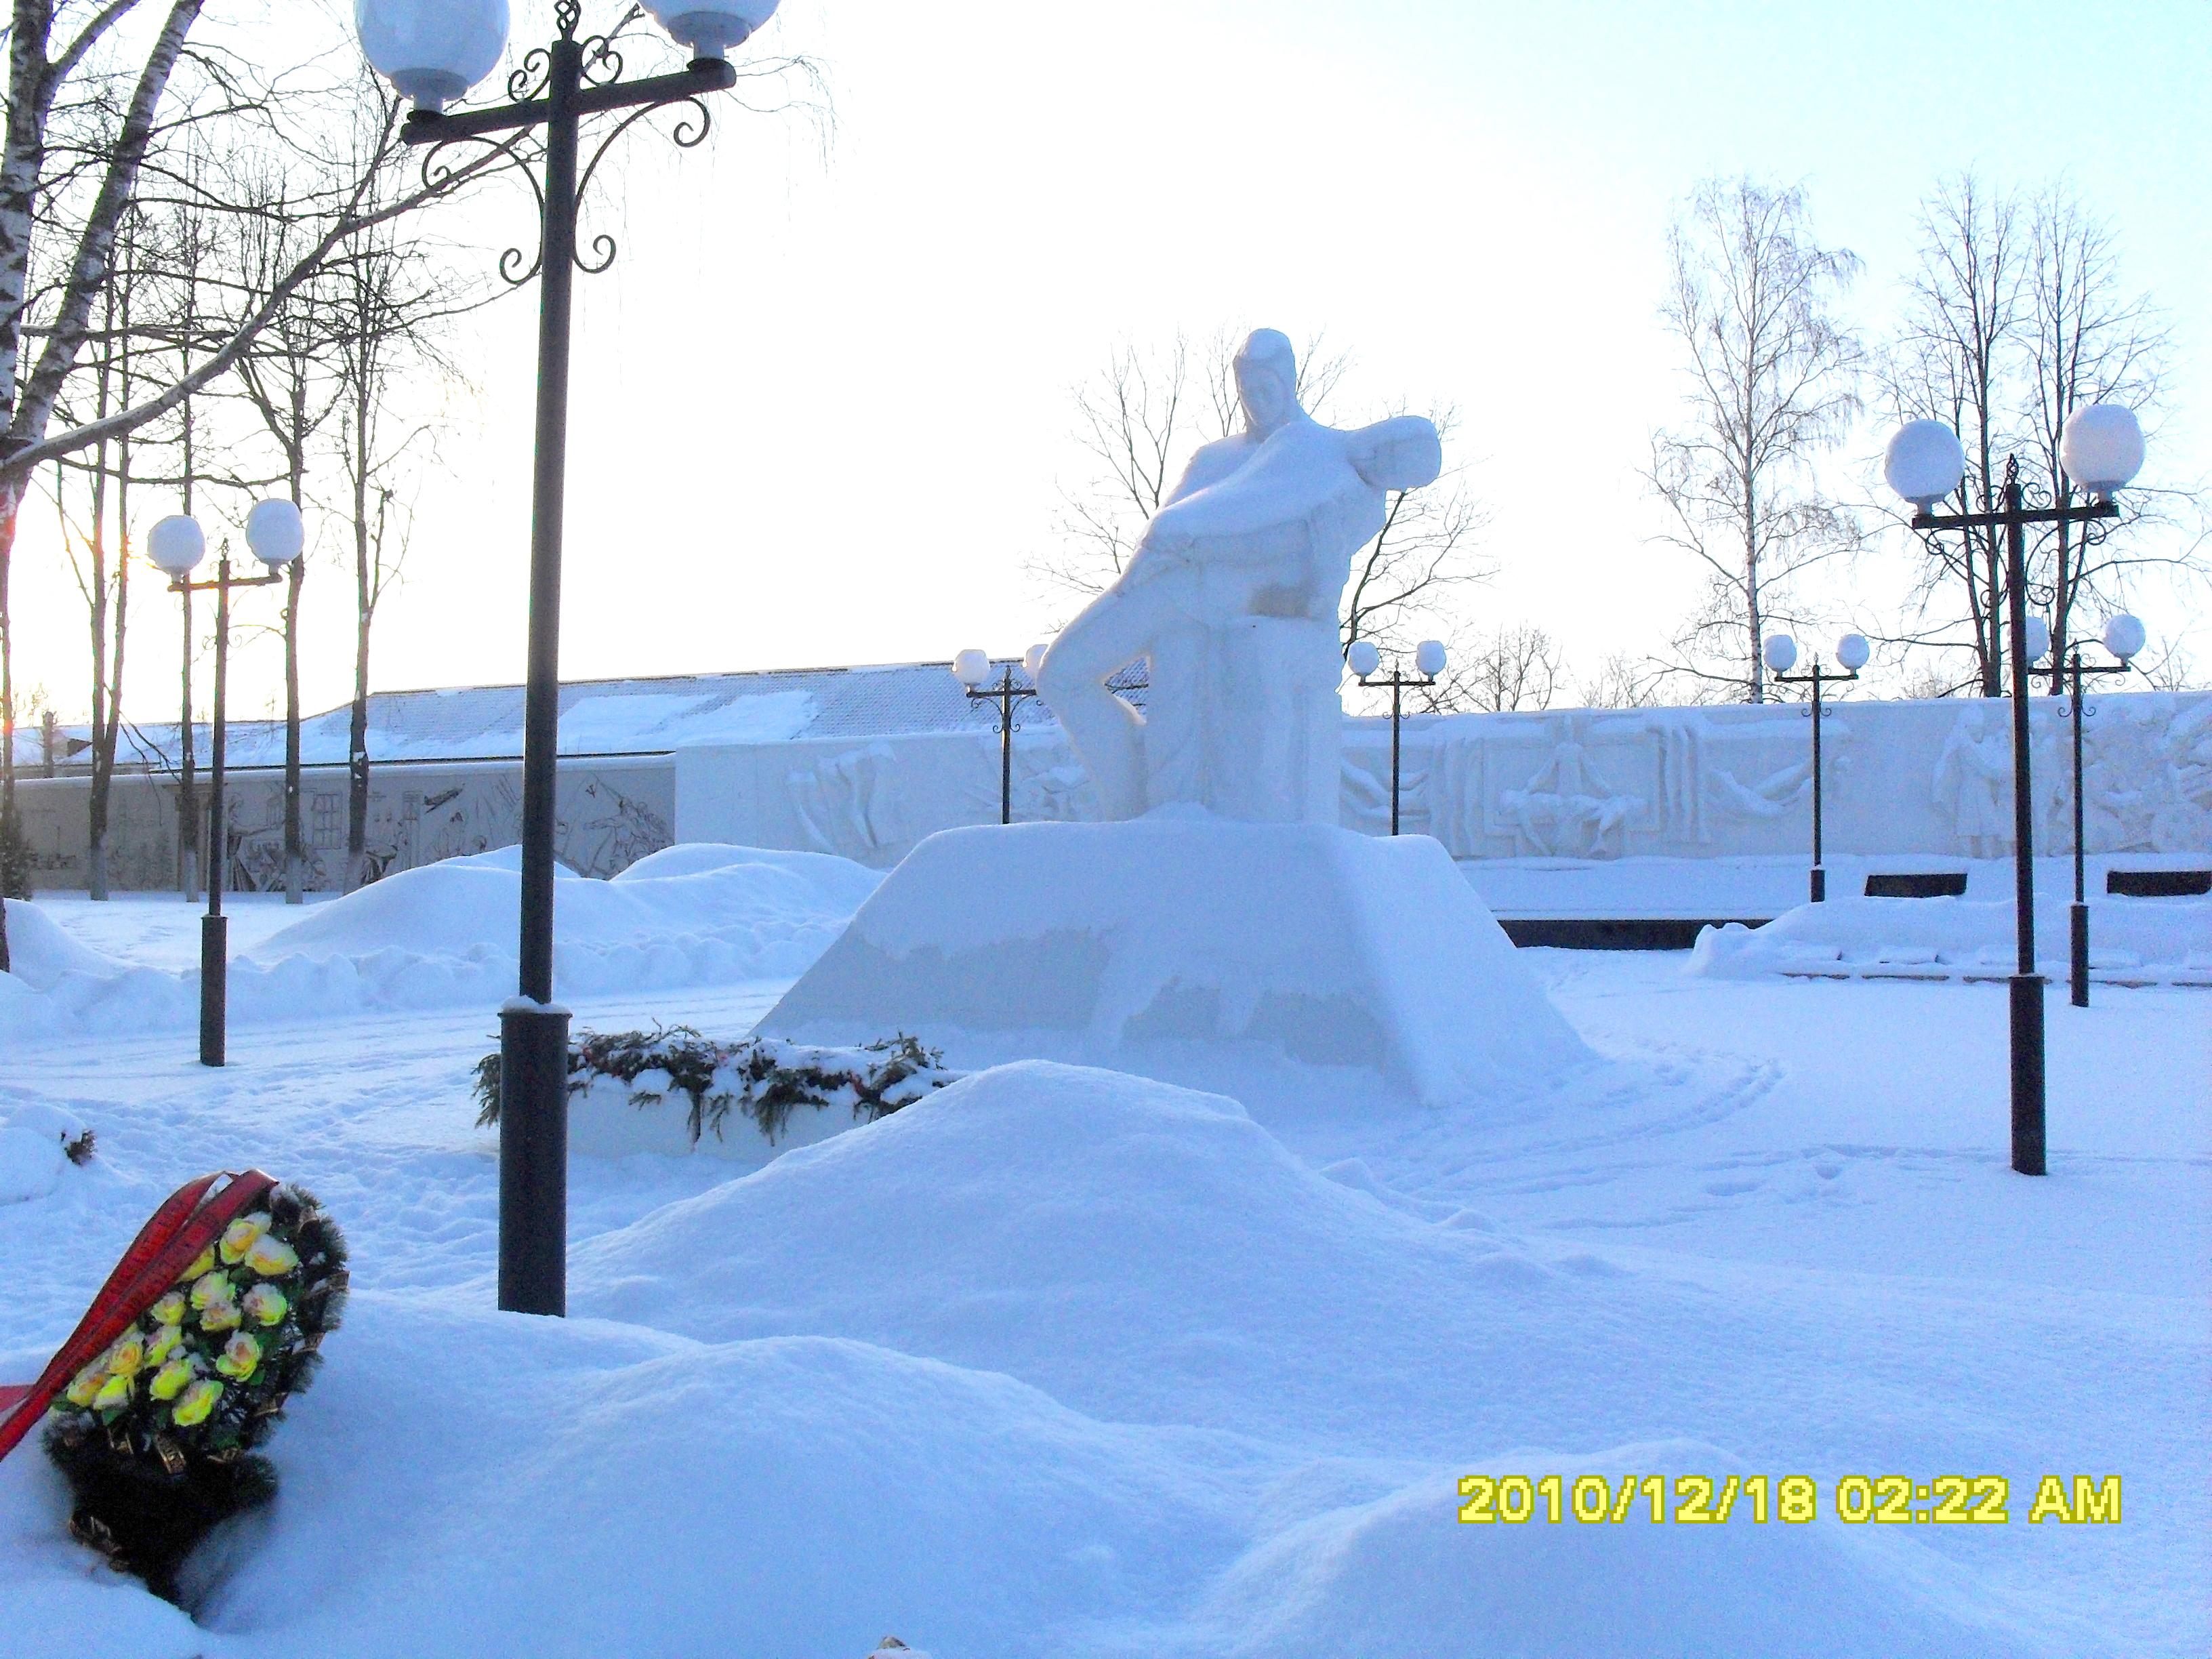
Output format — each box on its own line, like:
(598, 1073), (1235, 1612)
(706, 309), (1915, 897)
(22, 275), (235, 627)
(1350, 638), (1446, 836)
(354, 0), (779, 1316)
(146, 501), (307, 1067)
(954, 647), (1046, 824)
(2052, 613), (2145, 1008)
(1765, 630), (1869, 903)
(1882, 404), (2146, 1175)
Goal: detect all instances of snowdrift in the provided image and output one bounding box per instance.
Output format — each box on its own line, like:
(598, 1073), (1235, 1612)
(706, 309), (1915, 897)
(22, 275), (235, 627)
(0, 899), (129, 990)
(0, 846), (879, 1040)
(0, 1063), (2066, 1658)
(1692, 893), (2212, 983)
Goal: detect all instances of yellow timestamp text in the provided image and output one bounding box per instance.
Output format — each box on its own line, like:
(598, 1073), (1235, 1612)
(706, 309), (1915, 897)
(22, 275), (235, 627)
(1456, 1474), (2121, 1526)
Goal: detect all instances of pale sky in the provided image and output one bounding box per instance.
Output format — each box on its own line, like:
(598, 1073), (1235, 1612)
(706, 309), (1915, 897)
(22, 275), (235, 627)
(14, 0), (2210, 728)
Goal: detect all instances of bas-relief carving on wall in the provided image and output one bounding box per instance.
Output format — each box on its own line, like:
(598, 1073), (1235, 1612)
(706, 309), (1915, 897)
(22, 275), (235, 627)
(1402, 695), (2209, 863)
(12, 764), (675, 892)
(789, 744), (907, 861)
(787, 734), (1104, 863)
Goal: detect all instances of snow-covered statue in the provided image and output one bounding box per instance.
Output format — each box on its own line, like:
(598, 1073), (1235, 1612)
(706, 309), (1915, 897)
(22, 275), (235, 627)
(1038, 329), (1442, 822)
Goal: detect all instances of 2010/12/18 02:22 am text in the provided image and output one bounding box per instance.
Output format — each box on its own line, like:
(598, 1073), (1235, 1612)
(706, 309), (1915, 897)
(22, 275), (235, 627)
(1455, 1475), (2123, 1525)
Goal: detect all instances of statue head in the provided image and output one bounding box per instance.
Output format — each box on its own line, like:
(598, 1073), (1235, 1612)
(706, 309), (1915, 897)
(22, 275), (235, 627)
(1234, 329), (1300, 437)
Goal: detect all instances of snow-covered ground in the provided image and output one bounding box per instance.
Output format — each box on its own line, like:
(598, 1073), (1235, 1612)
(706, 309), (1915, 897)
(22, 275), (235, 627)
(0, 890), (2204, 1656)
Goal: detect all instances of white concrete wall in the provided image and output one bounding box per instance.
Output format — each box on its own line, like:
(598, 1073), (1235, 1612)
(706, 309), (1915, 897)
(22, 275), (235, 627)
(22, 691), (2206, 892)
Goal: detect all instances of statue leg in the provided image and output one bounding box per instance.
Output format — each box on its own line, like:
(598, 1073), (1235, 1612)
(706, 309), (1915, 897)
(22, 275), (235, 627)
(1038, 586), (1164, 821)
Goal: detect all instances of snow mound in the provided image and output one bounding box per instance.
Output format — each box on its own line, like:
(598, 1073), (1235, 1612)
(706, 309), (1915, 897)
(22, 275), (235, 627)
(1192, 1447), (2050, 1658)
(612, 841), (884, 907)
(572, 1061), (1547, 1440)
(4, 1296), (1262, 1659)
(247, 845), (878, 971)
(437, 844), (586, 878)
(0, 846), (880, 1040)
(1692, 894), (2212, 981)
(0, 900), (129, 991)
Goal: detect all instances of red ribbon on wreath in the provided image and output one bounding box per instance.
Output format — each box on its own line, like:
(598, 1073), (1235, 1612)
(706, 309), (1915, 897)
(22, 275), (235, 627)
(0, 1169), (277, 1463)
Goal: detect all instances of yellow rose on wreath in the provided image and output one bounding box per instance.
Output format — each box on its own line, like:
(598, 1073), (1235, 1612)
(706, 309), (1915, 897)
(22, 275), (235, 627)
(180, 1245), (216, 1281)
(170, 1378), (224, 1428)
(220, 1212), (272, 1267)
(64, 1360), (108, 1408)
(214, 1332), (262, 1382)
(198, 1298), (241, 1334)
(149, 1358), (196, 1401)
(244, 1233), (300, 1277)
(190, 1270), (233, 1311)
(241, 1284), (287, 1326)
(92, 1371), (134, 1410)
(105, 1329), (146, 1378)
(146, 1323), (184, 1367)
(150, 1292), (186, 1326)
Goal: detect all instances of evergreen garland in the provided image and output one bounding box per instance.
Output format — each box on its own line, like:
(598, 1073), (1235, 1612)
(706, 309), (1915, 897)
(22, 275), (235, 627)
(43, 1183), (348, 1603)
(474, 1026), (960, 1146)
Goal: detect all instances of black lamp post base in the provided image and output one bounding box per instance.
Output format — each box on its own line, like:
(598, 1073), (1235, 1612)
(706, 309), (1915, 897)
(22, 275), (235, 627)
(1809, 865), (1826, 903)
(2069, 903), (2091, 1009)
(498, 1001), (572, 1316)
(2008, 975), (2046, 1176)
(197, 914), (228, 1067)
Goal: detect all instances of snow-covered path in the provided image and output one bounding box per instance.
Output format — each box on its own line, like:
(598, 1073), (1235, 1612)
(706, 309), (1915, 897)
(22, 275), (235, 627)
(1, 945), (2203, 1656)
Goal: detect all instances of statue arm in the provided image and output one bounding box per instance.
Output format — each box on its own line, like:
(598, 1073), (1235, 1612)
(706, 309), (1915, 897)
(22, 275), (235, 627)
(1347, 415), (1443, 493)
(1162, 436), (1254, 508)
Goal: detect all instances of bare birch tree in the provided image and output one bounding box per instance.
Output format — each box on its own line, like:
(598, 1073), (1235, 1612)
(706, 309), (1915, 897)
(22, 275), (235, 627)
(1410, 621), (1561, 714)
(2020, 186), (2177, 665)
(331, 209), (471, 891)
(1884, 173), (2028, 695)
(1647, 176), (1864, 703)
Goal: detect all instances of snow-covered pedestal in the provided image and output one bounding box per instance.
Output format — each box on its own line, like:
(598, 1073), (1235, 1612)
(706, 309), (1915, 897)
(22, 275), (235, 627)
(758, 817), (1591, 1105)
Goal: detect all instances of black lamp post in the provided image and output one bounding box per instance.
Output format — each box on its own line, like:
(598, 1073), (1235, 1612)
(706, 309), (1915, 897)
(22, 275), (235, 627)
(1351, 638), (1446, 836)
(1767, 631), (1868, 903)
(1883, 406), (2146, 1176)
(146, 502), (306, 1067)
(2050, 615), (2144, 1008)
(953, 649), (1044, 824)
(358, 0), (778, 1316)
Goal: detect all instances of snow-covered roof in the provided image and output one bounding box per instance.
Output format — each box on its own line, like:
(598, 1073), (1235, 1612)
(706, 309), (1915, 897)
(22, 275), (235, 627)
(14, 658), (1147, 776)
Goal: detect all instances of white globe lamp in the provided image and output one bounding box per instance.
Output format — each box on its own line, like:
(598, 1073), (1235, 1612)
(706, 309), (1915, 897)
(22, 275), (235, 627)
(147, 514), (207, 577)
(1884, 419), (1967, 510)
(1415, 638), (1448, 678)
(2060, 404), (2146, 498)
(2102, 613), (2147, 662)
(356, 0), (510, 112)
(1836, 632), (1870, 672)
(640, 0), (779, 58)
(951, 649), (990, 687)
(244, 499), (306, 571)
(1762, 633), (1799, 675)
(1347, 640), (1380, 680)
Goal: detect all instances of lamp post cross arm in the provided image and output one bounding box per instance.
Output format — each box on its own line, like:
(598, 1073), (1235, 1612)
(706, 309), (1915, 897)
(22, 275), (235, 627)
(1912, 499), (2118, 533)
(168, 569), (285, 596)
(400, 58), (738, 144)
